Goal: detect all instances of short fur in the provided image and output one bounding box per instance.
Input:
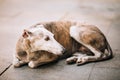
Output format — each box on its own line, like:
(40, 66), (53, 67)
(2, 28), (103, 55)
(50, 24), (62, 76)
(13, 21), (113, 68)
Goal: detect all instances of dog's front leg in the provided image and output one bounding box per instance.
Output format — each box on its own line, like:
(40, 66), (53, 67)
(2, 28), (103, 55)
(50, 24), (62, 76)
(28, 61), (39, 68)
(28, 61), (45, 68)
(13, 55), (27, 68)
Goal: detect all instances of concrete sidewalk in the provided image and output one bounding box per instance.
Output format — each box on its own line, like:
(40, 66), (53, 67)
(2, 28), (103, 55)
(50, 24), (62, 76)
(0, 0), (120, 80)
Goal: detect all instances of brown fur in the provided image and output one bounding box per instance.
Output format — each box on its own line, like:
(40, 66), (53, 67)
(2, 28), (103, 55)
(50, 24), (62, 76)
(14, 21), (113, 68)
(35, 21), (105, 55)
(35, 21), (81, 54)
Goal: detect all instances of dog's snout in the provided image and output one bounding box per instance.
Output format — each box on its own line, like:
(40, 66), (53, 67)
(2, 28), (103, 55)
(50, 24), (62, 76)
(62, 47), (66, 54)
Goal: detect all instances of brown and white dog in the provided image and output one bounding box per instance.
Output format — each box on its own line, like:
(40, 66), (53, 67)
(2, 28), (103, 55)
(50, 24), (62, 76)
(13, 21), (113, 68)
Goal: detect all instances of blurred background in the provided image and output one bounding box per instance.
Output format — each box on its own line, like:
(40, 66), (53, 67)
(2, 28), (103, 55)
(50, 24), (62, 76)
(0, 0), (120, 80)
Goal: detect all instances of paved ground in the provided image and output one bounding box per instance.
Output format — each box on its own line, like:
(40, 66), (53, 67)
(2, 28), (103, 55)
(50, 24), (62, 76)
(0, 0), (120, 80)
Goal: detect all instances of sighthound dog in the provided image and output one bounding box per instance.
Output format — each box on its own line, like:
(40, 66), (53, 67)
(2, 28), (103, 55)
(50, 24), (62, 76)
(13, 21), (113, 68)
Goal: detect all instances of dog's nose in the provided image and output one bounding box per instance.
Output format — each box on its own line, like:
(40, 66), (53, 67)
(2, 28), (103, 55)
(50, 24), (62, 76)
(62, 48), (66, 54)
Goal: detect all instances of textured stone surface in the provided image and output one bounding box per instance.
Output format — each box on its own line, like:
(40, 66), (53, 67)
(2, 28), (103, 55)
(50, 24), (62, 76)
(0, 60), (94, 80)
(89, 68), (120, 80)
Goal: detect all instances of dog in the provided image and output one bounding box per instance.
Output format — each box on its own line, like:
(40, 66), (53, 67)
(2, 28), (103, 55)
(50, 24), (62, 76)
(13, 21), (113, 68)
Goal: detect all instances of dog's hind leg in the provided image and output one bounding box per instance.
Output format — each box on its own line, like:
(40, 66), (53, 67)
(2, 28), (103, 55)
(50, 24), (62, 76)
(66, 51), (101, 65)
(66, 52), (87, 64)
(13, 51), (28, 68)
(75, 49), (111, 65)
(70, 25), (111, 65)
(69, 43), (103, 65)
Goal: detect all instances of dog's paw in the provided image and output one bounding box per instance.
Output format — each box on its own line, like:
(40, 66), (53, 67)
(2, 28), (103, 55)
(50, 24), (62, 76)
(13, 61), (22, 68)
(66, 56), (77, 64)
(76, 57), (88, 66)
(13, 61), (27, 68)
(28, 61), (37, 68)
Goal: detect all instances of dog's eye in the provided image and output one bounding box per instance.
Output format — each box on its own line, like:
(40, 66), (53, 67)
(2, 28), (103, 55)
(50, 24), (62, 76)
(45, 36), (50, 41)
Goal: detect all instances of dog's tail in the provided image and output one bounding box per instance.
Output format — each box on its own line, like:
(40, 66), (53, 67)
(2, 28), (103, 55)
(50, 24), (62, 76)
(104, 38), (113, 60)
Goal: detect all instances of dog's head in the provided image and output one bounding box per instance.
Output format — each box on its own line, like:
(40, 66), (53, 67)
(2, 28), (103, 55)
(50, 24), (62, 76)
(22, 25), (65, 57)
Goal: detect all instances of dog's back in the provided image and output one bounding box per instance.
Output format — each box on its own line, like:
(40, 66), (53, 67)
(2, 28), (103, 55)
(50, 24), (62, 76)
(33, 21), (81, 55)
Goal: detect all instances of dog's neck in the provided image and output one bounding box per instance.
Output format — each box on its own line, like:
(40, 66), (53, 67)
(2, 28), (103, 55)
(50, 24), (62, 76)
(42, 21), (81, 54)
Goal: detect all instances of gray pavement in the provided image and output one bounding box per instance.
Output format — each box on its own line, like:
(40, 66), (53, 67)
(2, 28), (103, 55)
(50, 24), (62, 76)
(0, 0), (120, 80)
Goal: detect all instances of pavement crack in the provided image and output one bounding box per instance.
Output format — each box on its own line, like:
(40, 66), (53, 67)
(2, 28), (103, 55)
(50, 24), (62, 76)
(0, 63), (12, 76)
(88, 63), (96, 80)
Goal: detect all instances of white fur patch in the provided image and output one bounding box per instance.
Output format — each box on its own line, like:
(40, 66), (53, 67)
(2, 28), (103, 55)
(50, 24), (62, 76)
(28, 25), (64, 55)
(70, 26), (81, 41)
(70, 26), (87, 43)
(28, 61), (36, 68)
(70, 26), (78, 38)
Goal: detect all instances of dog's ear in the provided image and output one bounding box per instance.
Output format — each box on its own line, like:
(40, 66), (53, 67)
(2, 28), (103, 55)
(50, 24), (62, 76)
(22, 29), (32, 38)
